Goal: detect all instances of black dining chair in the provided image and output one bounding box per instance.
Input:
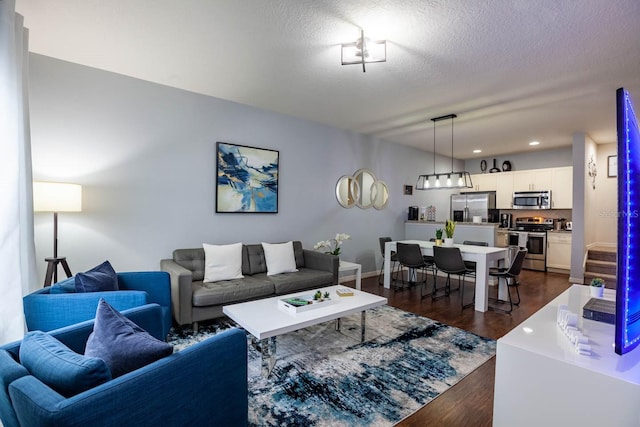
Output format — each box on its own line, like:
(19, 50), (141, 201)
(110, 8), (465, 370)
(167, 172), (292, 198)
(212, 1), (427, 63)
(378, 237), (398, 285)
(395, 242), (430, 293)
(488, 248), (528, 313)
(431, 246), (475, 308)
(462, 240), (488, 276)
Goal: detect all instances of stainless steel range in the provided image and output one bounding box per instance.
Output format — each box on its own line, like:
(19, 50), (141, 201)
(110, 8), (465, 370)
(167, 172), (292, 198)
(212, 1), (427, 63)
(507, 217), (553, 271)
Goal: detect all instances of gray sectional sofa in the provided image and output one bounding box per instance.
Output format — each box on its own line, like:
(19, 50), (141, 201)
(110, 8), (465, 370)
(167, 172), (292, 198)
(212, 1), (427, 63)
(161, 241), (339, 330)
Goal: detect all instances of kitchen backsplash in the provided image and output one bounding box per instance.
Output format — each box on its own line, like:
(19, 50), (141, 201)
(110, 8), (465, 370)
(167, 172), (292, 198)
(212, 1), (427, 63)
(500, 209), (572, 222)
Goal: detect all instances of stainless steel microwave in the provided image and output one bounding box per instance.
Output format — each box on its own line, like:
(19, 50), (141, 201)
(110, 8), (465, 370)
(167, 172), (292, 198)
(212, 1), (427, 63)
(512, 190), (551, 209)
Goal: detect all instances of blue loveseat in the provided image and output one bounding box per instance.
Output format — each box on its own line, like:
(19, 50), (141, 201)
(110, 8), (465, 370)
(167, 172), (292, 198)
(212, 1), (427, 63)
(0, 304), (248, 427)
(23, 271), (173, 338)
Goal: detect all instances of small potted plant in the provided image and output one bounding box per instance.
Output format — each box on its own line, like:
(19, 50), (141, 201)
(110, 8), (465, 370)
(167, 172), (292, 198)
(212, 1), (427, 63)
(435, 229), (443, 246)
(444, 220), (456, 247)
(590, 277), (605, 298)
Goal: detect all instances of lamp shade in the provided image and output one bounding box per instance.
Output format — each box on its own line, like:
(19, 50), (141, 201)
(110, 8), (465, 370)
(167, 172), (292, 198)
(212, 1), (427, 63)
(33, 182), (82, 212)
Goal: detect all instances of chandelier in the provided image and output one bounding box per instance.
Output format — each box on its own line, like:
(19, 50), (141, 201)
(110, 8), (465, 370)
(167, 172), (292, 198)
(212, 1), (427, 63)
(416, 114), (473, 190)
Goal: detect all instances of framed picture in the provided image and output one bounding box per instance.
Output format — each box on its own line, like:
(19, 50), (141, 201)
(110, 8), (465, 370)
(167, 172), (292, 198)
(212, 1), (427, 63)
(608, 155), (617, 178)
(216, 142), (279, 213)
(403, 185), (413, 195)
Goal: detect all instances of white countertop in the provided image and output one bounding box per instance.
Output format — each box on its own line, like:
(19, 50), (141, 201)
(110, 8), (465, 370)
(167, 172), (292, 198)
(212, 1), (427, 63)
(499, 284), (640, 385)
(405, 221), (500, 227)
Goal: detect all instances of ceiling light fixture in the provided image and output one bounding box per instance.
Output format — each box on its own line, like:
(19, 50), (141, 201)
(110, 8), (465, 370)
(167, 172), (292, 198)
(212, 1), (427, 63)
(529, 141), (540, 146)
(341, 29), (386, 73)
(416, 114), (473, 190)
(473, 149), (482, 153)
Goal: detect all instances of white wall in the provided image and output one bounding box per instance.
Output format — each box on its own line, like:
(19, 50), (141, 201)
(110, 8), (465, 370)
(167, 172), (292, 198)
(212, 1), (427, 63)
(28, 54), (464, 289)
(464, 147), (573, 174)
(594, 143), (617, 245)
(584, 135), (598, 247)
(570, 133), (587, 282)
(570, 134), (616, 283)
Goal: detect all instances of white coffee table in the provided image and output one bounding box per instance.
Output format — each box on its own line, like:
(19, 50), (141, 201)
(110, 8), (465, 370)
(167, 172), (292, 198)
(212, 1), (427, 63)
(223, 285), (387, 375)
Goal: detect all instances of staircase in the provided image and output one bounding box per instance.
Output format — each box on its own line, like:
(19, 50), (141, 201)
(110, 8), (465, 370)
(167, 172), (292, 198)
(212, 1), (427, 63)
(584, 246), (617, 289)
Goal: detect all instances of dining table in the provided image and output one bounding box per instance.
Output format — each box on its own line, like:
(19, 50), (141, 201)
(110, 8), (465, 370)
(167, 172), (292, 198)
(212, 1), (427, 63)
(384, 240), (508, 312)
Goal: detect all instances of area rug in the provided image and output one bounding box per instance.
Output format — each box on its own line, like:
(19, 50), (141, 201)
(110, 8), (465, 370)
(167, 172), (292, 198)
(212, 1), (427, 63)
(167, 305), (496, 426)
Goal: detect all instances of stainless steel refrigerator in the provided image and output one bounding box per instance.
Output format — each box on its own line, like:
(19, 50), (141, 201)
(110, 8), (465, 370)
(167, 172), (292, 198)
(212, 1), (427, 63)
(450, 192), (497, 222)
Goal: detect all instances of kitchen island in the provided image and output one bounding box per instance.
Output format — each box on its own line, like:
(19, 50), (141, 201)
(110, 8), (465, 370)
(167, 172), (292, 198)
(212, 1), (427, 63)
(405, 221), (500, 245)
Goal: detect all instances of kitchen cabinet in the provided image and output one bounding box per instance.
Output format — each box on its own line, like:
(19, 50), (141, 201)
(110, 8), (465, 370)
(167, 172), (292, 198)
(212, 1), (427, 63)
(547, 231), (571, 270)
(466, 173), (497, 192)
(494, 167), (572, 209)
(513, 169), (553, 191)
(495, 171), (513, 209)
(551, 166), (573, 209)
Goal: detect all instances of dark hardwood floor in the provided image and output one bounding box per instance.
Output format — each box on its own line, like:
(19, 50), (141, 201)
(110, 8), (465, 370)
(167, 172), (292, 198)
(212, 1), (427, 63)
(355, 269), (572, 426)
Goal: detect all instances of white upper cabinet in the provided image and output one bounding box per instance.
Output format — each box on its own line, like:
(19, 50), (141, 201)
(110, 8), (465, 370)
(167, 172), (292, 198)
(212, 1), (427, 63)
(496, 171), (514, 209)
(492, 167), (572, 209)
(466, 173), (497, 192)
(513, 169), (553, 191)
(551, 167), (573, 209)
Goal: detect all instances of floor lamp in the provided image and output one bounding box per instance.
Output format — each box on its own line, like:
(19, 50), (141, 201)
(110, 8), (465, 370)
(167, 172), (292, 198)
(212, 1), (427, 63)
(33, 182), (82, 287)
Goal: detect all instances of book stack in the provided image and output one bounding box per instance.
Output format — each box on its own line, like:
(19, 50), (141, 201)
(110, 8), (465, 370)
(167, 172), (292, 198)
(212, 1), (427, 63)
(336, 288), (354, 297)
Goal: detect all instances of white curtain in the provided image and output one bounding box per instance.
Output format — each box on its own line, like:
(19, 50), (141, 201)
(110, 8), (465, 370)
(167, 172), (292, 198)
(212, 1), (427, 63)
(0, 0), (37, 345)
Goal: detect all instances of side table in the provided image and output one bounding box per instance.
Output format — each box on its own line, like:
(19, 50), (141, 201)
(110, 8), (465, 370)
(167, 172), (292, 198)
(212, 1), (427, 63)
(338, 260), (362, 290)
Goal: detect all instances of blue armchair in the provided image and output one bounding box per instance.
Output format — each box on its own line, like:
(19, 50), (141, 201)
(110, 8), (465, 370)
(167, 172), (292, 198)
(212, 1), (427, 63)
(23, 271), (173, 338)
(0, 304), (248, 427)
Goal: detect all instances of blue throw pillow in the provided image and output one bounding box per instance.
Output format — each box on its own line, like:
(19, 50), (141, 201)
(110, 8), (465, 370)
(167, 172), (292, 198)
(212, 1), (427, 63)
(49, 276), (76, 294)
(85, 298), (173, 378)
(75, 260), (119, 293)
(19, 331), (111, 397)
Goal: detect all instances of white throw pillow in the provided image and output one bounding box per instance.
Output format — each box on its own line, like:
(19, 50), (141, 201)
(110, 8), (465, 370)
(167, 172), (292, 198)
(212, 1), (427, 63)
(202, 243), (244, 283)
(262, 241), (299, 276)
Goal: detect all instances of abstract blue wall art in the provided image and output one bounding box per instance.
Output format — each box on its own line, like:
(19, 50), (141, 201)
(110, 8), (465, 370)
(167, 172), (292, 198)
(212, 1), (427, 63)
(216, 142), (279, 213)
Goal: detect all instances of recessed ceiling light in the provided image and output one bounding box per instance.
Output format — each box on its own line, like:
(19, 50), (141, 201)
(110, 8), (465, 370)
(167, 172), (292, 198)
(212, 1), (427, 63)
(473, 149), (482, 153)
(529, 141), (540, 146)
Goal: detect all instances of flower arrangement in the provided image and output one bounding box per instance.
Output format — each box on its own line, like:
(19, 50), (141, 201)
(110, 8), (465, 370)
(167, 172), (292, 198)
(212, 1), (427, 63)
(445, 220), (456, 239)
(314, 233), (351, 256)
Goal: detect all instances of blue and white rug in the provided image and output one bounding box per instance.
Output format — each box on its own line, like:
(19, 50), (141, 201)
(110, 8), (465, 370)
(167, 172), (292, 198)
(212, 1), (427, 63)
(167, 305), (496, 426)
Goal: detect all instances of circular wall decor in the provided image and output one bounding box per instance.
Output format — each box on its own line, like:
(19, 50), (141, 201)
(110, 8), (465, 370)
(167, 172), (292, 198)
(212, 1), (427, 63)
(502, 160), (512, 171)
(480, 160), (487, 172)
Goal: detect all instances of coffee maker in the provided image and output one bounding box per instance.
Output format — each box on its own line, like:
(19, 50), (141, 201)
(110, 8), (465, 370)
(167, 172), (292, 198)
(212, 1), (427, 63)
(408, 206), (419, 221)
(500, 213), (512, 228)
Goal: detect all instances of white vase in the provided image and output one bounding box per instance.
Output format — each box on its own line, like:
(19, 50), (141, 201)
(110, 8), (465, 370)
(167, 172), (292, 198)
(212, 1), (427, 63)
(444, 238), (454, 247)
(590, 286), (604, 298)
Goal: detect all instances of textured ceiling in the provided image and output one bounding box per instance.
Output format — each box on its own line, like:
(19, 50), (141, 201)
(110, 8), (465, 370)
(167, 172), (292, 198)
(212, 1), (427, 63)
(15, 0), (640, 159)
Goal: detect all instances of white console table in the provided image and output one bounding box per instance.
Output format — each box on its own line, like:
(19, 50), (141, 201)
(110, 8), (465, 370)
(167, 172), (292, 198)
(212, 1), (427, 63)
(493, 284), (640, 426)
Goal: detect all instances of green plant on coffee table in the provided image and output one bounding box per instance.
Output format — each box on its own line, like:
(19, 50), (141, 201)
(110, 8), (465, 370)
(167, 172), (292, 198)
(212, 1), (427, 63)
(314, 290), (323, 300)
(590, 277), (605, 287)
(323, 291), (330, 299)
(435, 229), (443, 240)
(445, 220), (456, 239)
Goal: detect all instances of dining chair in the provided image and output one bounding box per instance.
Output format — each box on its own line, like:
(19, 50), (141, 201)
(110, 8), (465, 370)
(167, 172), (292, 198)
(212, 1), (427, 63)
(462, 240), (488, 276)
(377, 237), (398, 285)
(431, 246), (475, 308)
(395, 243), (431, 293)
(488, 248), (528, 313)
